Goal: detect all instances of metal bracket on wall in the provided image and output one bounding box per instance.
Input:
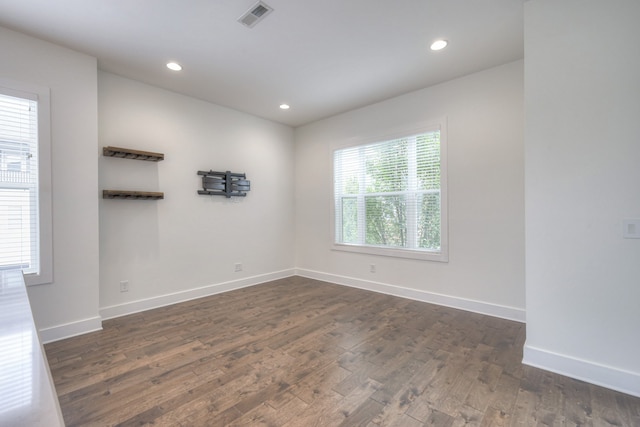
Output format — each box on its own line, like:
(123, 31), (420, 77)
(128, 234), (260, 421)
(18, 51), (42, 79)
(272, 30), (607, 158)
(197, 170), (250, 198)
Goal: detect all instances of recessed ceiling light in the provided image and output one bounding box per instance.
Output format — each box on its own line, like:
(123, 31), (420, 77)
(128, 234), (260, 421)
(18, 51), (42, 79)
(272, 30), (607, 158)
(279, 104), (290, 110)
(430, 40), (448, 51)
(166, 62), (182, 71)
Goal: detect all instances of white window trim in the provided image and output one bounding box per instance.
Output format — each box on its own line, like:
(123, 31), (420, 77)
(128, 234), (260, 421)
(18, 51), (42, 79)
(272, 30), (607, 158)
(0, 79), (53, 285)
(330, 119), (448, 262)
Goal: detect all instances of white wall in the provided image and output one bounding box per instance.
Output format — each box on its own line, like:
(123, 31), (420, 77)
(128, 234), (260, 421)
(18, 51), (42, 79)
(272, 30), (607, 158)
(0, 26), (296, 338)
(294, 61), (525, 321)
(98, 72), (295, 318)
(524, 0), (640, 397)
(0, 26), (101, 340)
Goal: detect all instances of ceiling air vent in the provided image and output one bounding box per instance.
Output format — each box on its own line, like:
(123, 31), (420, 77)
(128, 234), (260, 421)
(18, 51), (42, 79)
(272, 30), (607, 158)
(238, 1), (274, 28)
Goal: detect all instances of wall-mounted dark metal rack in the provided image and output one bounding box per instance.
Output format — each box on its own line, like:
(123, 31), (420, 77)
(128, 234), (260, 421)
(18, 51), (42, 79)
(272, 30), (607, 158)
(103, 190), (164, 200)
(103, 146), (164, 162)
(197, 170), (250, 198)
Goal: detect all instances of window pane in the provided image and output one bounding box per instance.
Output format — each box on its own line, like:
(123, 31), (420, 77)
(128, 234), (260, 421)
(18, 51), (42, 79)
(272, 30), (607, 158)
(418, 192), (441, 250)
(0, 189), (31, 269)
(365, 195), (406, 247)
(0, 92), (39, 273)
(365, 139), (408, 193)
(341, 197), (358, 244)
(416, 131), (440, 191)
(334, 147), (360, 194)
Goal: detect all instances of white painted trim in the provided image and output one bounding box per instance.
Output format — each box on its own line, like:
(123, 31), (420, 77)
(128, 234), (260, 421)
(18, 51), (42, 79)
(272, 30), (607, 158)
(39, 316), (103, 344)
(99, 269), (296, 321)
(523, 344), (640, 398)
(295, 268), (525, 323)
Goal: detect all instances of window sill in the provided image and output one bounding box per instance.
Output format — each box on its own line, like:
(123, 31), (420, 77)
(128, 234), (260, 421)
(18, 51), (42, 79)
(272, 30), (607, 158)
(332, 243), (448, 262)
(23, 270), (53, 286)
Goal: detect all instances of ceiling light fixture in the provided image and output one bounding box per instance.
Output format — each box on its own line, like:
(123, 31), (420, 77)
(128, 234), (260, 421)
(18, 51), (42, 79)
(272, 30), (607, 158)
(430, 40), (448, 51)
(166, 62), (182, 71)
(279, 104), (290, 110)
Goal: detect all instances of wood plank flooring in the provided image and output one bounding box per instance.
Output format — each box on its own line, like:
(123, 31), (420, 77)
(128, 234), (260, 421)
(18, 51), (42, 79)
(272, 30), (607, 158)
(44, 276), (640, 426)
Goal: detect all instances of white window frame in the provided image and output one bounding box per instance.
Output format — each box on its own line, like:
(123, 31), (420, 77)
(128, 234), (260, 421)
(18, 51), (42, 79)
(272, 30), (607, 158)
(331, 119), (448, 262)
(0, 79), (53, 285)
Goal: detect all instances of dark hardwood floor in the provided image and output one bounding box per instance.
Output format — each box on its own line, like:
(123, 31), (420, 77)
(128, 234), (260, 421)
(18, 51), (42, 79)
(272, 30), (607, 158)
(44, 276), (640, 426)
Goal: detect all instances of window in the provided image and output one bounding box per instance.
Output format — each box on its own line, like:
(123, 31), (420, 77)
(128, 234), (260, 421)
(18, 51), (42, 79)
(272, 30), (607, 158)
(0, 81), (52, 285)
(332, 122), (447, 261)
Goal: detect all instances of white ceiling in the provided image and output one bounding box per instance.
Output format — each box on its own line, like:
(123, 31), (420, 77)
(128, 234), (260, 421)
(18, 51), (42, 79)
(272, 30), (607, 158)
(0, 0), (524, 127)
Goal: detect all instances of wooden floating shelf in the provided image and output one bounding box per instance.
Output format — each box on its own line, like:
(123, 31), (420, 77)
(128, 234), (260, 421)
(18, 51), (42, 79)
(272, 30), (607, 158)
(103, 190), (164, 200)
(103, 146), (164, 162)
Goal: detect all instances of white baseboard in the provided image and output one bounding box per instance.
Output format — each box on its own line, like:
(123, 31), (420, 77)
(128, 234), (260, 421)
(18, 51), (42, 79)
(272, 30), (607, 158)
(295, 268), (525, 323)
(42, 268), (522, 343)
(99, 269), (296, 321)
(523, 344), (640, 398)
(39, 316), (103, 344)
(41, 270), (295, 343)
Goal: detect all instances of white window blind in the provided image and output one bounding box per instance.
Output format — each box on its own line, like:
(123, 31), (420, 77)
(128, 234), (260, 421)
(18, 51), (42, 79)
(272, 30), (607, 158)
(0, 91), (40, 275)
(333, 125), (447, 261)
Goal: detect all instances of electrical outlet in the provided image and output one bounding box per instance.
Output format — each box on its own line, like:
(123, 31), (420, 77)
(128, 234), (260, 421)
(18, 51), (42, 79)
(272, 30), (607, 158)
(623, 219), (640, 238)
(234, 263), (243, 272)
(120, 280), (129, 292)
(370, 264), (376, 273)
